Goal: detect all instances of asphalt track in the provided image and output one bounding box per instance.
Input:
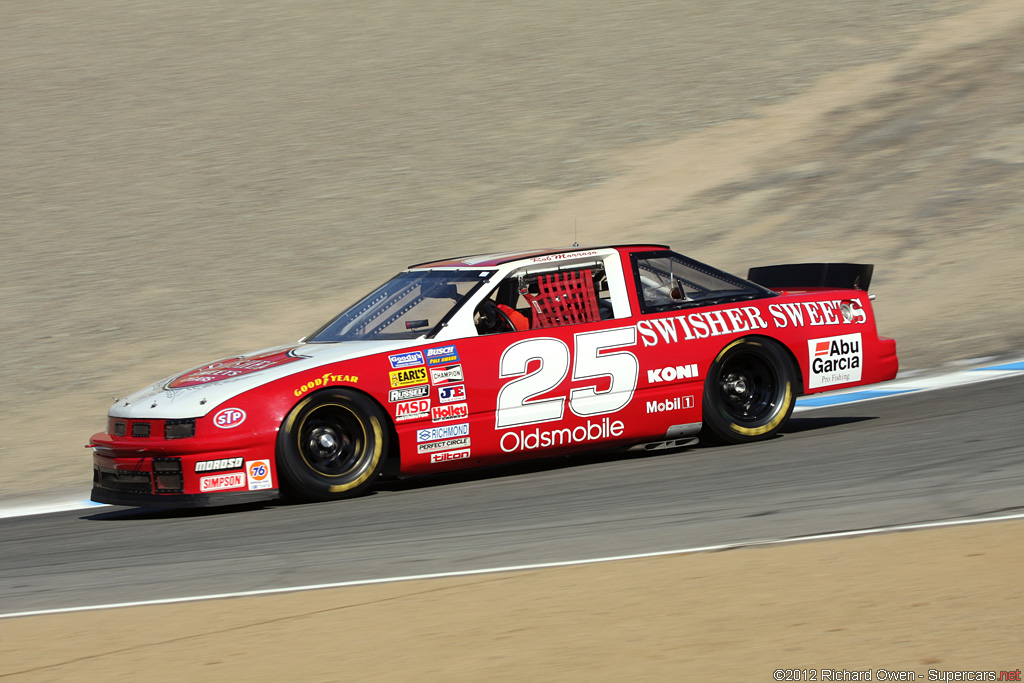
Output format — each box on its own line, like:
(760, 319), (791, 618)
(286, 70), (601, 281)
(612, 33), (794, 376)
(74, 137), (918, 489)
(2, 374), (1023, 617)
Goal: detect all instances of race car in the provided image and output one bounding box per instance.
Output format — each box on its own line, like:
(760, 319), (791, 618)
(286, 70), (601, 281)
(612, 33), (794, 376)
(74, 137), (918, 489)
(90, 245), (898, 508)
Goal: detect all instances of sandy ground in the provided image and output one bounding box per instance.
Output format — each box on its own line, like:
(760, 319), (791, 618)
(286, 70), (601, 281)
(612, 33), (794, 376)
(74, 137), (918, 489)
(2, 519), (1022, 681)
(3, 0), (1024, 677)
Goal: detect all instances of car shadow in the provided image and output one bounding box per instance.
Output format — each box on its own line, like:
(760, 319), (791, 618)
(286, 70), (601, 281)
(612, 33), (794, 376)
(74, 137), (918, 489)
(780, 415), (877, 435)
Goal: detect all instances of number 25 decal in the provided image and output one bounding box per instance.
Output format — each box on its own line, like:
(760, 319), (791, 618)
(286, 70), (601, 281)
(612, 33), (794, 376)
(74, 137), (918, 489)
(495, 327), (639, 429)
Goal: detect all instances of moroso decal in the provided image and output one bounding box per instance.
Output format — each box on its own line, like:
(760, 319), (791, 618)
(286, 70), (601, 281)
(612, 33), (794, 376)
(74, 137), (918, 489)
(200, 472), (246, 492)
(395, 398), (430, 422)
(430, 364), (464, 385)
(293, 372), (358, 397)
(636, 300), (867, 347)
(417, 423), (469, 443)
(430, 449), (471, 464)
(389, 385), (429, 402)
(246, 460), (273, 490)
(388, 351), (425, 369)
(195, 457), (244, 473)
(416, 436), (470, 454)
(431, 402), (468, 422)
(425, 345), (460, 367)
(437, 384), (466, 404)
(808, 333), (862, 389)
(212, 408), (246, 429)
(390, 366), (429, 388)
(167, 348), (303, 388)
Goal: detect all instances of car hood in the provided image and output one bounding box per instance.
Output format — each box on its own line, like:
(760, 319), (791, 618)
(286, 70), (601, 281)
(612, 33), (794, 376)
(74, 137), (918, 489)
(109, 340), (413, 419)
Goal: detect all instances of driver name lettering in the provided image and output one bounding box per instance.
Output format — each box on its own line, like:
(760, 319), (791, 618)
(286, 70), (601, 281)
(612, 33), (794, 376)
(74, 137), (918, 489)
(637, 300), (866, 347)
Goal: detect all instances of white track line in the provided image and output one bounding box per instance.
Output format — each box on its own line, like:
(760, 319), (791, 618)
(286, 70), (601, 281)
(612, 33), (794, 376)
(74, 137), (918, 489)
(1, 355), (1022, 520)
(3, 510), (1024, 620)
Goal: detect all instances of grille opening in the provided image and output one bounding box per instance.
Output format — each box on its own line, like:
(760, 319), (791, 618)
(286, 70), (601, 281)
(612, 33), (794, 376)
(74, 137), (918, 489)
(131, 422), (151, 438)
(111, 420), (127, 437)
(164, 419), (195, 439)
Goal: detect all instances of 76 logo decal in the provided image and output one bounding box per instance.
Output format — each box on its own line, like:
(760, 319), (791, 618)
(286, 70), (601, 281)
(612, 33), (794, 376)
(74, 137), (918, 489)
(495, 327), (638, 429)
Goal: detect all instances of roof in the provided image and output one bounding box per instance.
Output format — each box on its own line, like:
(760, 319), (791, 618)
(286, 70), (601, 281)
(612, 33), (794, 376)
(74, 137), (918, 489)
(409, 244), (670, 269)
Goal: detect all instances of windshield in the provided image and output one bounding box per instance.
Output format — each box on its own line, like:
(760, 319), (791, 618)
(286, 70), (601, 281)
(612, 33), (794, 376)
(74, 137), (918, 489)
(307, 270), (492, 342)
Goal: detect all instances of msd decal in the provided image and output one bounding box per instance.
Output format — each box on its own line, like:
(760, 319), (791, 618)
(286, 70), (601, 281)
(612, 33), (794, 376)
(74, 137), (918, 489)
(394, 398), (430, 422)
(212, 407), (246, 429)
(425, 345), (460, 367)
(437, 384), (466, 404)
(430, 449), (471, 464)
(199, 472), (246, 492)
(246, 460), (273, 490)
(808, 333), (863, 388)
(431, 402), (468, 422)
(430, 364), (464, 385)
(388, 351), (424, 369)
(390, 366), (429, 388)
(647, 364), (698, 383)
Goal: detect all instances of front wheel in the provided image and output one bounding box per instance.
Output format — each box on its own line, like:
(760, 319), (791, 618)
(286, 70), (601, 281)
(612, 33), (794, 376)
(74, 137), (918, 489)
(701, 338), (796, 444)
(276, 389), (389, 502)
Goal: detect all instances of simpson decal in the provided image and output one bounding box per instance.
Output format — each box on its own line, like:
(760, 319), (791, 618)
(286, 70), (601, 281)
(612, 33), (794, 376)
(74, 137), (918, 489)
(388, 351), (425, 369)
(389, 385), (430, 402)
(425, 345), (460, 367)
(246, 460), (273, 490)
(390, 366), (429, 388)
(429, 364), (464, 385)
(199, 472), (246, 492)
(808, 333), (863, 388)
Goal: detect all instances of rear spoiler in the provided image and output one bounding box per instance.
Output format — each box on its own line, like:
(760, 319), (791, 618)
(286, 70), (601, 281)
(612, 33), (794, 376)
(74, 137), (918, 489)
(746, 263), (874, 292)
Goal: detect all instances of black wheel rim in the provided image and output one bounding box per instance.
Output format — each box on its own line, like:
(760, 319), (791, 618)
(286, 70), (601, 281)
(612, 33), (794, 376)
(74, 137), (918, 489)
(716, 351), (781, 425)
(298, 403), (366, 477)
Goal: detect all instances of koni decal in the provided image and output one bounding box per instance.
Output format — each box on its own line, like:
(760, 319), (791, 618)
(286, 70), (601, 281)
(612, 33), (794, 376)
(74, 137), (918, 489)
(636, 300), (866, 347)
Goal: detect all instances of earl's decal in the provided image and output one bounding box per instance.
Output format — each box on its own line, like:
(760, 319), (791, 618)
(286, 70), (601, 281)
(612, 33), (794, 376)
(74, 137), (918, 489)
(390, 366), (429, 388)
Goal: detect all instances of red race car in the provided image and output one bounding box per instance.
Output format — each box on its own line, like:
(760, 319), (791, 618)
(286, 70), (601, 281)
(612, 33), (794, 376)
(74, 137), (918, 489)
(90, 245), (898, 508)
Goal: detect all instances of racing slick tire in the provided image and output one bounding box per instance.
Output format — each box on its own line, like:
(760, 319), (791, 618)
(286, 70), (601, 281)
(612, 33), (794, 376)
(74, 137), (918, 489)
(276, 388), (390, 502)
(701, 337), (796, 445)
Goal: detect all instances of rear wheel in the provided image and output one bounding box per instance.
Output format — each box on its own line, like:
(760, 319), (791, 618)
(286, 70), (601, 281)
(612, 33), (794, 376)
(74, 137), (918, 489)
(276, 389), (389, 502)
(701, 337), (796, 444)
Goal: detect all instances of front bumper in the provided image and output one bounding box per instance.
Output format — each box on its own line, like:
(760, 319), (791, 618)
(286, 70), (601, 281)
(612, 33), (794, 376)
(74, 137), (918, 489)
(91, 486), (278, 508)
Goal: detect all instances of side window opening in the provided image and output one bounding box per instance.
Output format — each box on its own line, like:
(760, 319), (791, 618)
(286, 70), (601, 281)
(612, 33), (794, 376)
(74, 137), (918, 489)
(475, 263), (614, 335)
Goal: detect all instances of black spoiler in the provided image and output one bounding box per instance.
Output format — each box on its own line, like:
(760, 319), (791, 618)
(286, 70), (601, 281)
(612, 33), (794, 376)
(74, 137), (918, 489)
(746, 263), (874, 292)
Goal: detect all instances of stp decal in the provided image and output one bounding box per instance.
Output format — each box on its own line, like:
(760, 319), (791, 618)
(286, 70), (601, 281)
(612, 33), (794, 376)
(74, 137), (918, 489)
(213, 407), (246, 429)
(808, 333), (863, 388)
(246, 460), (273, 490)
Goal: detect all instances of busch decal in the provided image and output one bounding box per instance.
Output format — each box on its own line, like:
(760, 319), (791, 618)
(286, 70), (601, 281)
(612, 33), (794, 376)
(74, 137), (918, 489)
(430, 364), (464, 385)
(431, 402), (468, 422)
(390, 366), (429, 388)
(437, 384), (466, 404)
(416, 423), (470, 443)
(425, 345), (460, 367)
(246, 460), (273, 490)
(200, 472), (246, 492)
(395, 398), (430, 422)
(213, 407), (246, 429)
(430, 449), (471, 464)
(389, 385), (429, 402)
(388, 351), (424, 369)
(808, 333), (863, 388)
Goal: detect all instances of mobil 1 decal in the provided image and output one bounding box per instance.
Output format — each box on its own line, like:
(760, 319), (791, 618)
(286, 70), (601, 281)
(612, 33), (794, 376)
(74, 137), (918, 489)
(636, 299), (866, 347)
(495, 327), (638, 452)
(808, 333), (862, 388)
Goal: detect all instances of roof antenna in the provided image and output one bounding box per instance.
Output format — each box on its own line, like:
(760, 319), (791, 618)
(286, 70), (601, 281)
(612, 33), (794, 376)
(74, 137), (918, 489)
(573, 218), (578, 248)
